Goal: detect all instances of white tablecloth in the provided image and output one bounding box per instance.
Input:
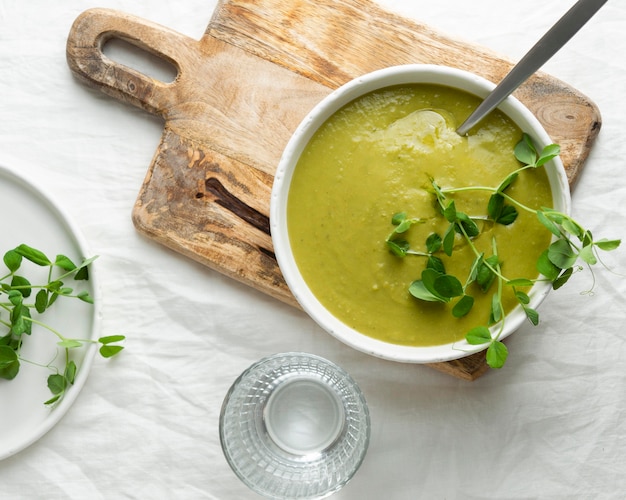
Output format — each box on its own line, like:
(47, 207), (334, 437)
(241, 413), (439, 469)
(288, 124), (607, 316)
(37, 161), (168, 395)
(1, 1), (625, 498)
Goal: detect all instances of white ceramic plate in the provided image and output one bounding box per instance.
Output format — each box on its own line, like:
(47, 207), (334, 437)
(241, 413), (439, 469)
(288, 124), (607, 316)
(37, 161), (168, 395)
(0, 163), (100, 460)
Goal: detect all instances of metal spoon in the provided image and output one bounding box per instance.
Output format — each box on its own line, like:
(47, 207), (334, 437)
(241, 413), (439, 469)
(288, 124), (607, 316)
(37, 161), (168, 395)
(456, 0), (608, 136)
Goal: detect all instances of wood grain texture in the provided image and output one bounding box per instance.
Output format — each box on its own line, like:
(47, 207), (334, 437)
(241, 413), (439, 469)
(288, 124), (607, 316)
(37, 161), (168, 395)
(209, 0), (601, 185)
(66, 0), (601, 380)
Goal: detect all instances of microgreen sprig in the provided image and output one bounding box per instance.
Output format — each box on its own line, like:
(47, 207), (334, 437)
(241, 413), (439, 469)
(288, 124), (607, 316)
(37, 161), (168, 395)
(0, 244), (125, 405)
(386, 133), (621, 368)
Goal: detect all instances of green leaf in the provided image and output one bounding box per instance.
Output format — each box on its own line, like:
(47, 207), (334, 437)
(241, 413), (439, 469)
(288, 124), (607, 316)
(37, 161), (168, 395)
(391, 212), (407, 225)
(595, 239), (621, 251)
(477, 255), (498, 292)
(15, 244), (51, 266)
(562, 218), (584, 239)
(47, 374), (66, 395)
(47, 292), (59, 308)
(68, 256), (97, 281)
(486, 341), (508, 368)
(10, 303), (32, 336)
(408, 280), (438, 301)
(466, 326), (492, 345)
(537, 249), (560, 281)
(54, 254), (77, 271)
(536, 143), (560, 167)
(456, 212), (480, 238)
(490, 294), (504, 324)
(452, 294), (474, 318)
(22, 306), (33, 335)
(44, 362), (77, 405)
(548, 239), (578, 269)
(44, 394), (62, 406)
(65, 361), (77, 385)
(523, 306), (540, 326)
(48, 280), (63, 292)
(514, 134), (537, 165)
(0, 345), (21, 381)
(421, 268), (442, 293)
(3, 250), (22, 272)
(387, 239), (409, 257)
(444, 200), (457, 223)
(77, 291), (94, 304)
(537, 210), (562, 237)
(394, 219), (415, 234)
(488, 194), (518, 225)
(425, 233), (442, 254)
(8, 289), (23, 306)
(394, 219), (423, 234)
(582, 230), (594, 248)
(579, 244), (597, 265)
(427, 255), (446, 274)
(99, 335), (126, 344)
(488, 193), (504, 220)
(433, 274), (464, 299)
(74, 263), (92, 281)
(35, 289), (49, 314)
(58, 339), (83, 349)
(553, 267), (573, 290)
(468, 254), (484, 283)
(495, 205), (518, 226)
(515, 290), (530, 305)
(99, 344), (124, 358)
(443, 224), (456, 256)
(541, 209), (565, 225)
(10, 275), (32, 298)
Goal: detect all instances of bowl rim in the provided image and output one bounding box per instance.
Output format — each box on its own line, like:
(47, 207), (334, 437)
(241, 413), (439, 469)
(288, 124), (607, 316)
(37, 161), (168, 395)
(270, 64), (572, 364)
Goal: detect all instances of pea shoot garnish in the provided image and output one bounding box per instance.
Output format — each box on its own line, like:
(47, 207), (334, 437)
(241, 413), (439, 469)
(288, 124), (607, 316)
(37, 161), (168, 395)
(386, 134), (620, 369)
(1, 244), (125, 405)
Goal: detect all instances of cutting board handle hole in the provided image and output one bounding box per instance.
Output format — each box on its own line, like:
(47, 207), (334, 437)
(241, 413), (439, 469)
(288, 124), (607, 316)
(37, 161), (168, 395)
(103, 37), (178, 84)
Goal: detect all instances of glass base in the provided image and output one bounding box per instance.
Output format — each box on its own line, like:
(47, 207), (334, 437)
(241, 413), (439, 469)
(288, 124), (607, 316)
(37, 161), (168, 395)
(219, 353), (370, 499)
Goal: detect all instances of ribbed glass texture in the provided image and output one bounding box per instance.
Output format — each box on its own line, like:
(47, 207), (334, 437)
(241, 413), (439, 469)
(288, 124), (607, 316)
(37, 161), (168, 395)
(219, 353), (370, 499)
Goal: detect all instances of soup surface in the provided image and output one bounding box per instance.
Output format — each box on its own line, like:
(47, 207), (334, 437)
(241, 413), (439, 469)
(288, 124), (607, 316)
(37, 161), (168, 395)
(287, 84), (553, 346)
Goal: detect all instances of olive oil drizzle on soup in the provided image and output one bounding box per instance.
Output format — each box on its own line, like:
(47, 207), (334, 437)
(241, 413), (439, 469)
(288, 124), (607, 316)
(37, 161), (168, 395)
(287, 84), (552, 347)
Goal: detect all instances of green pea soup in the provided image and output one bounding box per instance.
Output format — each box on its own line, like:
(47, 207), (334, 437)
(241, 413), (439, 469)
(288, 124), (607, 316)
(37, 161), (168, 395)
(287, 84), (552, 347)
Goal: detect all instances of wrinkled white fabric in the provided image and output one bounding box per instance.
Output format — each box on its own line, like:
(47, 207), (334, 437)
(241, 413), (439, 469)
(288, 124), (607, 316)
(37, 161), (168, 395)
(1, 1), (625, 498)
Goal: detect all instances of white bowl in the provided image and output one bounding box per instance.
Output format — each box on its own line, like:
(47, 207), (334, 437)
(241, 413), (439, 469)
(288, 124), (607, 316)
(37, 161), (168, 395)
(270, 64), (571, 364)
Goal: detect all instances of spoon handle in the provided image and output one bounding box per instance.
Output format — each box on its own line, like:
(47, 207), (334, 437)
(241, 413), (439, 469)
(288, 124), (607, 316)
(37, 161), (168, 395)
(457, 0), (608, 135)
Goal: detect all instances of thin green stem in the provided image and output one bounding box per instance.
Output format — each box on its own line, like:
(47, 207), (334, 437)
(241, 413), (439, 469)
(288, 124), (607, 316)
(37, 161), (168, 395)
(441, 186), (495, 195)
(499, 192), (536, 214)
(441, 185), (537, 215)
(23, 317), (99, 346)
(23, 317), (66, 341)
(405, 250), (431, 257)
(457, 223), (508, 283)
(17, 354), (59, 371)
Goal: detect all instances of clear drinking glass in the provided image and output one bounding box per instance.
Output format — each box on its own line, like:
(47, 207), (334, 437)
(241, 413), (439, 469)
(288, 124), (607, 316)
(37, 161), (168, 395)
(219, 352), (370, 499)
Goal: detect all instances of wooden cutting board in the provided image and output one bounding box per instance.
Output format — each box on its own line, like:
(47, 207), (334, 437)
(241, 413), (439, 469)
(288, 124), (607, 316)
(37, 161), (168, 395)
(66, 0), (601, 380)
